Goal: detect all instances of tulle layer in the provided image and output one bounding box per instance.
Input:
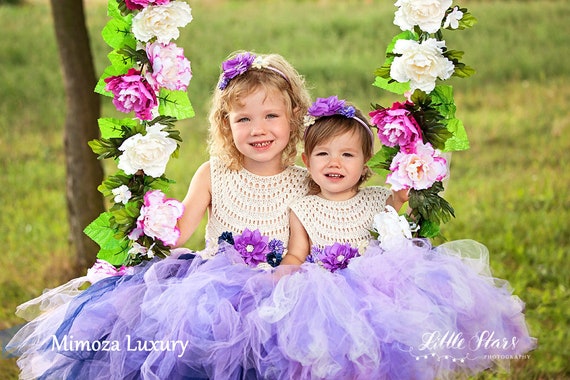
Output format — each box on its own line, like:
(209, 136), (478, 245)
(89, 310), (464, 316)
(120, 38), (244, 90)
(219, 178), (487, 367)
(7, 240), (535, 380)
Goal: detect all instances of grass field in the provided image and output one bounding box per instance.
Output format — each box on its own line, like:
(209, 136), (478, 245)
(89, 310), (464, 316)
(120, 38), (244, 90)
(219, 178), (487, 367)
(1, 0), (569, 378)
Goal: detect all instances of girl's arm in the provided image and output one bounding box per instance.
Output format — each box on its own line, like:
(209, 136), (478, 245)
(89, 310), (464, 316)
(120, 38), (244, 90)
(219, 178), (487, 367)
(175, 161), (212, 247)
(280, 211), (311, 266)
(386, 188), (409, 213)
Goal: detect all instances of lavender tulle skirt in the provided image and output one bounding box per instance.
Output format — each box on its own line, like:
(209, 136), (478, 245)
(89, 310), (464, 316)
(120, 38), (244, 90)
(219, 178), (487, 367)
(7, 240), (536, 379)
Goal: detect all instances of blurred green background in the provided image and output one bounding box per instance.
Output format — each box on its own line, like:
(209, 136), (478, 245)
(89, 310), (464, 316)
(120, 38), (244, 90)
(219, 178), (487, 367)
(1, 0), (569, 378)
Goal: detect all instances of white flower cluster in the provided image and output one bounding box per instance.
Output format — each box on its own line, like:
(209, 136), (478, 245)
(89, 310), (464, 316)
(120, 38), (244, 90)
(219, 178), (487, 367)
(394, 0), (452, 34)
(117, 124), (177, 178)
(372, 206), (412, 251)
(391, 38), (454, 93)
(132, 1), (193, 44)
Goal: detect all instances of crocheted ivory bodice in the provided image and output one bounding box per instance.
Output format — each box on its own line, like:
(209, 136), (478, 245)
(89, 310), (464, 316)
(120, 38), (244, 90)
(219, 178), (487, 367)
(206, 158), (309, 246)
(290, 187), (392, 248)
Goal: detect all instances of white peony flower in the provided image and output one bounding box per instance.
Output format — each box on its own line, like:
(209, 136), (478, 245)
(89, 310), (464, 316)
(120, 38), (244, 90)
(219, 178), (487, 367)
(372, 206), (412, 251)
(443, 6), (463, 29)
(390, 38), (455, 93)
(132, 1), (193, 44)
(111, 184), (132, 204)
(117, 123), (177, 178)
(394, 0), (452, 34)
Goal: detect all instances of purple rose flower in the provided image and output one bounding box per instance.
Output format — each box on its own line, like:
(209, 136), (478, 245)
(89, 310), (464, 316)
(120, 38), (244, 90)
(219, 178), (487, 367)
(307, 96), (347, 118)
(233, 228), (270, 267)
(218, 52), (256, 90)
(104, 68), (158, 120)
(316, 242), (360, 273)
(369, 101), (422, 149)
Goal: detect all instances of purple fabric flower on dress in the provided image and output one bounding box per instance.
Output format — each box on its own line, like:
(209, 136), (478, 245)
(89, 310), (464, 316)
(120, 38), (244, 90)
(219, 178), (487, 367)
(315, 242), (360, 273)
(233, 228), (270, 267)
(218, 52), (256, 90)
(266, 238), (284, 267)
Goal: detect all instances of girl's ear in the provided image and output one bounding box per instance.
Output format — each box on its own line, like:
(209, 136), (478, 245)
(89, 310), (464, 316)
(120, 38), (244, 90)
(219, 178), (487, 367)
(301, 152), (310, 168)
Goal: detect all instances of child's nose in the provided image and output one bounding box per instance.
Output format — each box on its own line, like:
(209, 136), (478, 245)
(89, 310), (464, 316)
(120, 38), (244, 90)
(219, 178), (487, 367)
(250, 121), (267, 135)
(327, 156), (341, 167)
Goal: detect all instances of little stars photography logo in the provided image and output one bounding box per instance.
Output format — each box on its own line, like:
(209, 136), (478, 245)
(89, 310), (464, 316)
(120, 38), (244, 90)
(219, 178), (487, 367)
(405, 329), (531, 362)
(51, 334), (189, 358)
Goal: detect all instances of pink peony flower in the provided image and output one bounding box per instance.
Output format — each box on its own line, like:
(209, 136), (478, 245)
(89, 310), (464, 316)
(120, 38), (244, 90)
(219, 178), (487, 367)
(86, 259), (128, 284)
(125, 0), (170, 11)
(387, 140), (448, 191)
(369, 101), (422, 149)
(104, 68), (157, 120)
(145, 42), (192, 91)
(136, 190), (184, 246)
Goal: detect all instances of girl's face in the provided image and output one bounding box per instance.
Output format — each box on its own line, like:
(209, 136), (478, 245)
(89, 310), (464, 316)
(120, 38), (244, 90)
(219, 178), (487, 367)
(303, 130), (367, 201)
(228, 87), (291, 175)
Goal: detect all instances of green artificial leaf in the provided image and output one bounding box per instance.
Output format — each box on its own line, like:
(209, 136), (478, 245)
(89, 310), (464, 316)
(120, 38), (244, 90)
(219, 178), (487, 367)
(444, 49), (465, 62)
(408, 182), (455, 229)
(373, 61), (392, 80)
(453, 63), (476, 79)
(145, 176), (175, 193)
(84, 212), (130, 265)
(107, 0), (123, 19)
(108, 49), (136, 74)
(158, 89), (195, 120)
(101, 17), (135, 50)
(88, 138), (122, 159)
(95, 64), (127, 96)
(418, 219), (441, 239)
(458, 11), (478, 29)
(373, 76), (410, 95)
(368, 145), (398, 177)
(98, 117), (138, 139)
(430, 85), (456, 119)
(443, 118), (470, 151)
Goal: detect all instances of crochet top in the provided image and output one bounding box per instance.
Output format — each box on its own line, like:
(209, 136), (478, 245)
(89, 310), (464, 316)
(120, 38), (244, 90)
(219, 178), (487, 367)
(207, 157), (309, 246)
(290, 187), (392, 248)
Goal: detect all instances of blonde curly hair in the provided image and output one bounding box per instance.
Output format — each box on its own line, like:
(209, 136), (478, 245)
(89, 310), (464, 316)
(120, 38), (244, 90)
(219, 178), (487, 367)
(208, 52), (311, 171)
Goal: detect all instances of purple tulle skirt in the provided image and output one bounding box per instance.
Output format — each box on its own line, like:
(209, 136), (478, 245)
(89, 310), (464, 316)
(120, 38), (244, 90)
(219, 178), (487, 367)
(7, 240), (536, 379)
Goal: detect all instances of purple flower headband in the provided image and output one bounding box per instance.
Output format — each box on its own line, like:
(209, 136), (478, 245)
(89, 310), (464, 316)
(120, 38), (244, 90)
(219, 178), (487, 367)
(218, 52), (289, 90)
(303, 96), (374, 141)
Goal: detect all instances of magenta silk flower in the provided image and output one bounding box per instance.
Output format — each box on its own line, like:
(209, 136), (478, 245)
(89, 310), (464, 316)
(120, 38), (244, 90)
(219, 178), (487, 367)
(369, 101), (422, 149)
(124, 0), (170, 11)
(233, 228), (271, 267)
(105, 68), (158, 121)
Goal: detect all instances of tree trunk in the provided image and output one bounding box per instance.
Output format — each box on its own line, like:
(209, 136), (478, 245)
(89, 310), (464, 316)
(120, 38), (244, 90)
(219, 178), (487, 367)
(50, 0), (105, 275)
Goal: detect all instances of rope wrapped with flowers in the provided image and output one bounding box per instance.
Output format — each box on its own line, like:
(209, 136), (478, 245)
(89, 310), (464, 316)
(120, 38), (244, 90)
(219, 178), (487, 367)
(84, 0), (194, 267)
(369, 0), (477, 239)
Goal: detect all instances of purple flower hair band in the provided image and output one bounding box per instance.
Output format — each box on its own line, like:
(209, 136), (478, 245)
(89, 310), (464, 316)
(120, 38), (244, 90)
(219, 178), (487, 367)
(303, 96), (374, 141)
(218, 52), (289, 90)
